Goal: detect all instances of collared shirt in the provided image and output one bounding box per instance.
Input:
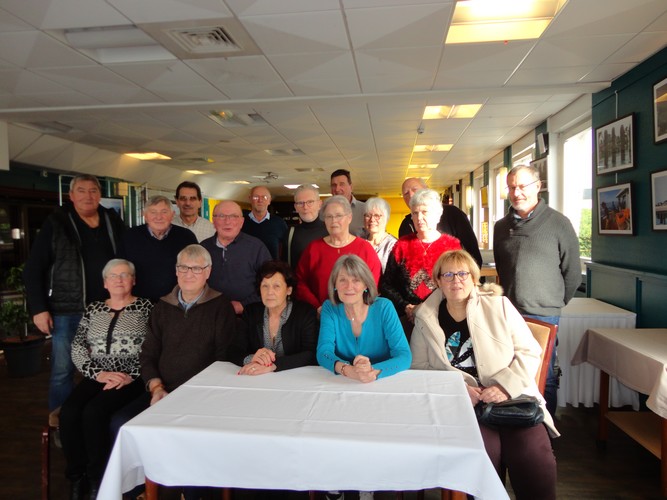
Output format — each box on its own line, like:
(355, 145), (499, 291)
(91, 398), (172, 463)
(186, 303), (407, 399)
(248, 211), (270, 223)
(172, 214), (216, 243)
(177, 287), (205, 311)
(148, 225), (172, 240)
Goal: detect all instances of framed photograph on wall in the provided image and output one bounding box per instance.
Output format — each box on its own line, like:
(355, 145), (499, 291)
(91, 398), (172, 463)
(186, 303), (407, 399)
(595, 114), (634, 175)
(651, 169), (667, 231)
(653, 76), (667, 143)
(530, 157), (548, 192)
(597, 183), (633, 235)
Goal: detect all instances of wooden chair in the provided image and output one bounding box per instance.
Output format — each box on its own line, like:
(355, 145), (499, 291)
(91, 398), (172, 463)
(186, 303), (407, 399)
(523, 316), (558, 395)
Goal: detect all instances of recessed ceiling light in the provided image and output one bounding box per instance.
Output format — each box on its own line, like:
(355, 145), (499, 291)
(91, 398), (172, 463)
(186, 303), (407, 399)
(125, 152), (171, 160)
(423, 105), (482, 119)
(445, 0), (565, 44)
(413, 144), (453, 153)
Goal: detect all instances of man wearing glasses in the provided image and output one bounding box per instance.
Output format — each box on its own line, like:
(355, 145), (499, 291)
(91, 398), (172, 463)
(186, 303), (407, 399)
(241, 185), (288, 259)
(202, 201), (271, 314)
(494, 164), (580, 417)
(285, 184), (328, 269)
(120, 195), (197, 302)
(172, 181), (215, 242)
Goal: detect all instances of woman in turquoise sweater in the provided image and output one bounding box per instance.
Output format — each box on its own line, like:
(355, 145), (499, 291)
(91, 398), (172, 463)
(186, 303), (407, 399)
(317, 254), (411, 382)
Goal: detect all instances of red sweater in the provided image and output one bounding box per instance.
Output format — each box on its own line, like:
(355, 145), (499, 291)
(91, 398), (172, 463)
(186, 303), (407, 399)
(296, 237), (382, 308)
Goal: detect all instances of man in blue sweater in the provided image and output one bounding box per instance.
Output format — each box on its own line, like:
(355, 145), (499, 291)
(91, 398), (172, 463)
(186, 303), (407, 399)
(121, 195), (197, 302)
(494, 165), (581, 417)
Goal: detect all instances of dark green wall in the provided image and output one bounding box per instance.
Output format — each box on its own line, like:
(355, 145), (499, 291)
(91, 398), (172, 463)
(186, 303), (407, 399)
(592, 46), (667, 275)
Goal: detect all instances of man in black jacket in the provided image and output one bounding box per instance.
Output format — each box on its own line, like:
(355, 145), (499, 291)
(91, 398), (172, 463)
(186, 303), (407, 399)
(23, 174), (124, 414)
(398, 177), (483, 267)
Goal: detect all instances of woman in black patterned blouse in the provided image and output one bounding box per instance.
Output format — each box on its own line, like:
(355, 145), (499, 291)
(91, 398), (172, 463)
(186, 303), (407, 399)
(59, 259), (153, 500)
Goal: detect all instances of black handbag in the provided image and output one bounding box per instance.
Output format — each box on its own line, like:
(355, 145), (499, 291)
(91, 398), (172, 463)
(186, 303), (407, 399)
(474, 394), (544, 428)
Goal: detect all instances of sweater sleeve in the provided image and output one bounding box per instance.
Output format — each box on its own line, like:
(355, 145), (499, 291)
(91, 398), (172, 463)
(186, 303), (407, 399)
(372, 300), (412, 378)
(70, 307), (96, 379)
(559, 218), (582, 304)
(274, 303), (319, 371)
(316, 300), (342, 373)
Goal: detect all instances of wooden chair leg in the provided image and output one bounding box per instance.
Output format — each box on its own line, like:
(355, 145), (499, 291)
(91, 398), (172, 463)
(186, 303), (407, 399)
(41, 425), (51, 500)
(441, 489), (467, 500)
(145, 478), (159, 500)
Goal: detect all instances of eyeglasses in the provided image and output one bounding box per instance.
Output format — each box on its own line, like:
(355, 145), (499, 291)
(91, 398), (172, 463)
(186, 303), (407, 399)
(438, 271), (471, 282)
(251, 195), (269, 201)
(294, 199), (317, 208)
(176, 265), (210, 274)
(505, 180), (539, 193)
(106, 272), (133, 280)
(212, 214), (241, 220)
(363, 213), (383, 221)
(324, 213), (347, 222)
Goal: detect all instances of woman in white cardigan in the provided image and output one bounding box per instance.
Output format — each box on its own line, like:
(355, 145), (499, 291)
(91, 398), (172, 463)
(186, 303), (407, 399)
(411, 249), (557, 500)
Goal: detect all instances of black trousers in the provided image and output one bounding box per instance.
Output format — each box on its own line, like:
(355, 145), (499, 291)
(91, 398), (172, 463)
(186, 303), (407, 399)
(60, 377), (144, 483)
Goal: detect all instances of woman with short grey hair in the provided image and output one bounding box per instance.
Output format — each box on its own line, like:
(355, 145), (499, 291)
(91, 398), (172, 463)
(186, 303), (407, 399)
(364, 197), (397, 272)
(380, 188), (461, 332)
(296, 197), (381, 312)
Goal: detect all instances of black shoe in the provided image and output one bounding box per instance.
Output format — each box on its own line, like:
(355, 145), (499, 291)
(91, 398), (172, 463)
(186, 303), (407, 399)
(69, 475), (88, 500)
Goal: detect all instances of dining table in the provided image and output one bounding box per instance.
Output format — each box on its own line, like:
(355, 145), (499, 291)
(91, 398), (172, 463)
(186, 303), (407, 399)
(98, 362), (508, 500)
(558, 297), (637, 408)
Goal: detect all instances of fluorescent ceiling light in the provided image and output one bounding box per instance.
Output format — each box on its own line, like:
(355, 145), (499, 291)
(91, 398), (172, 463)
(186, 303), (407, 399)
(228, 180), (250, 184)
(125, 152), (171, 160)
(409, 164), (439, 169)
(186, 170), (206, 175)
(209, 110), (258, 127)
(413, 144), (453, 153)
(423, 104), (482, 119)
(64, 25), (175, 63)
(285, 184), (320, 189)
(446, 0), (565, 44)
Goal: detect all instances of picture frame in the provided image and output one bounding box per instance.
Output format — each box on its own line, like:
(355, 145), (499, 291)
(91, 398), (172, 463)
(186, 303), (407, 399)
(653, 76), (667, 143)
(597, 183), (633, 235)
(530, 156), (548, 192)
(650, 169), (667, 231)
(595, 114), (634, 175)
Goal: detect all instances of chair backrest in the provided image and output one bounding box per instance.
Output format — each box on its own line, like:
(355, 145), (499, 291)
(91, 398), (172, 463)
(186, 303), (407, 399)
(523, 316), (558, 395)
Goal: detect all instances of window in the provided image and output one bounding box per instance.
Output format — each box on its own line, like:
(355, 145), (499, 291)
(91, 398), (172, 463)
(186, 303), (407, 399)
(562, 126), (592, 258)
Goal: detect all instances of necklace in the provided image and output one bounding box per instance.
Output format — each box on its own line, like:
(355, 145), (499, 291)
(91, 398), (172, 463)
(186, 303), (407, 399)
(419, 238), (434, 256)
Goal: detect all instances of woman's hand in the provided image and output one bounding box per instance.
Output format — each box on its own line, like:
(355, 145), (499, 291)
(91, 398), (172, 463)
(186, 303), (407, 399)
(339, 357), (380, 383)
(479, 384), (510, 404)
(404, 304), (416, 323)
(238, 361), (276, 376)
(96, 371), (133, 390)
(251, 348), (276, 367)
(148, 379), (168, 405)
(466, 385), (483, 406)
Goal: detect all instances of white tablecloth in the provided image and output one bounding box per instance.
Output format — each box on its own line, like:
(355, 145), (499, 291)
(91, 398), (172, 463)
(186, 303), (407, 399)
(558, 298), (638, 408)
(572, 328), (667, 418)
(99, 363), (507, 500)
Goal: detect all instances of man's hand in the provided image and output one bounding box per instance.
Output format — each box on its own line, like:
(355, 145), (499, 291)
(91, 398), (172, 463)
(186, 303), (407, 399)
(33, 311), (53, 334)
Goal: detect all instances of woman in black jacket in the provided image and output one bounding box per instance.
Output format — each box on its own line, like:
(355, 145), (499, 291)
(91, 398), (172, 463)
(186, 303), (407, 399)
(231, 260), (318, 374)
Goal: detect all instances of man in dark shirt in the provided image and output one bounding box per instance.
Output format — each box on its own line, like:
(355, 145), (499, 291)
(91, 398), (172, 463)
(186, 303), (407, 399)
(285, 184), (328, 269)
(23, 174), (124, 413)
(120, 195), (197, 301)
(241, 186), (288, 260)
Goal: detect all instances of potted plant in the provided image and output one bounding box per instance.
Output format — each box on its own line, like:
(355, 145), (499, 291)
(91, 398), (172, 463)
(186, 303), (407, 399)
(0, 264), (46, 377)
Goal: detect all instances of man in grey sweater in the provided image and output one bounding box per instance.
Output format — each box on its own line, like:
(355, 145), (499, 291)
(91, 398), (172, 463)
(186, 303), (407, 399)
(494, 164), (581, 416)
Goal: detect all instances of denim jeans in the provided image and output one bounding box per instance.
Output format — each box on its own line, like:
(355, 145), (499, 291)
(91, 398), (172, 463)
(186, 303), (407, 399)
(523, 314), (560, 418)
(49, 313), (82, 411)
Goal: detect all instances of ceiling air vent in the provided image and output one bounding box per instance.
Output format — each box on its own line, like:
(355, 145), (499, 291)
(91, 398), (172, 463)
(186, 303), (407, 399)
(141, 18), (261, 59)
(167, 26), (240, 54)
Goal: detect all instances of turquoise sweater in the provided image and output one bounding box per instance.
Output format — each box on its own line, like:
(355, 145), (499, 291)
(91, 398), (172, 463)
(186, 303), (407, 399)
(317, 297), (412, 378)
